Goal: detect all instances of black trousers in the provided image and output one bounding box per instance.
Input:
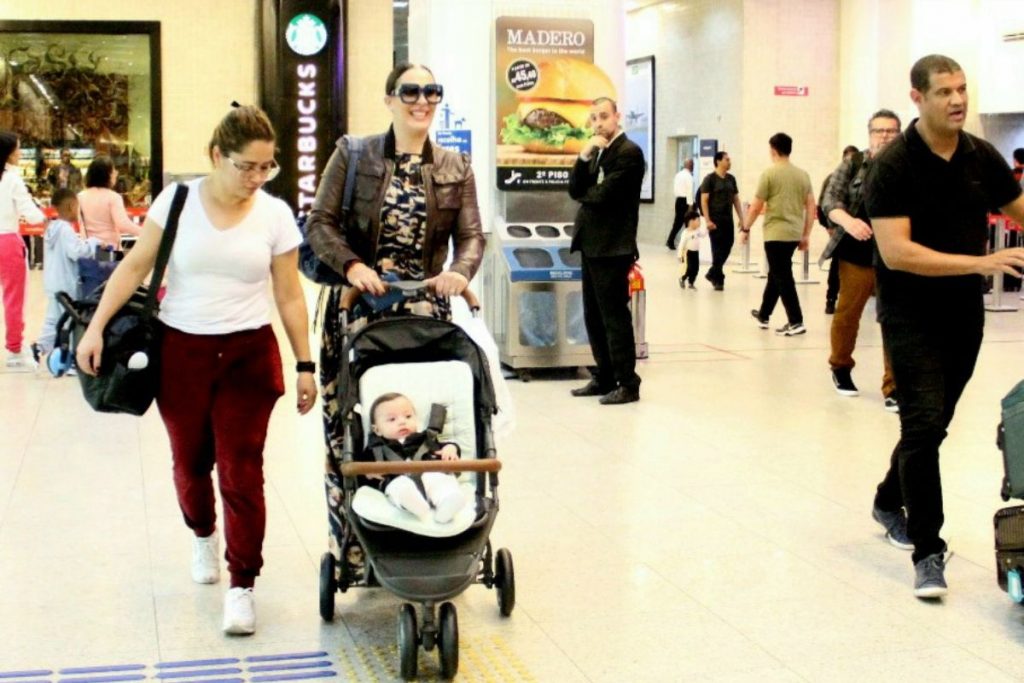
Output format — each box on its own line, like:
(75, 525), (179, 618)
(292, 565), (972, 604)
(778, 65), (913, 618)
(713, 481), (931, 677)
(581, 254), (640, 390)
(706, 217), (734, 285)
(666, 197), (690, 248)
(684, 250), (700, 284)
(874, 314), (983, 563)
(826, 256), (840, 304)
(758, 241), (803, 325)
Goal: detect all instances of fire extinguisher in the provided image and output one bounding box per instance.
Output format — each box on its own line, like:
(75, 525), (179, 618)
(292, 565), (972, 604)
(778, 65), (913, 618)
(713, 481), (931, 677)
(628, 263), (645, 293)
(628, 263), (648, 359)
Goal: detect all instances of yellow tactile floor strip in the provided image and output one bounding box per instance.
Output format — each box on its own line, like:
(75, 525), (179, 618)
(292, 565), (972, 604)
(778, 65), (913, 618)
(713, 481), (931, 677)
(334, 634), (535, 682)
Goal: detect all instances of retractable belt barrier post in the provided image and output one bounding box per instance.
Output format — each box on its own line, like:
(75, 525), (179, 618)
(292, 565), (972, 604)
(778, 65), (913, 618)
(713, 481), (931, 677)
(732, 202), (759, 273)
(987, 215), (1018, 312)
(795, 248), (820, 285)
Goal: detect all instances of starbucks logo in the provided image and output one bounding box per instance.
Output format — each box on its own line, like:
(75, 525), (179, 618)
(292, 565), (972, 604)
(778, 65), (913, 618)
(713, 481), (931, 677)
(286, 13), (328, 56)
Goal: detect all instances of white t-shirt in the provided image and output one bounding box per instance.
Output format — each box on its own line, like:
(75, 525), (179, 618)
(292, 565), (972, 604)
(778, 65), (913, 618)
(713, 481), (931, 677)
(147, 178), (302, 335)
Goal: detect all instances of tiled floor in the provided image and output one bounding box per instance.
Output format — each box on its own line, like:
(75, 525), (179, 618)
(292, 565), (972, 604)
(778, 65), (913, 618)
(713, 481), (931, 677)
(2, 239), (1024, 682)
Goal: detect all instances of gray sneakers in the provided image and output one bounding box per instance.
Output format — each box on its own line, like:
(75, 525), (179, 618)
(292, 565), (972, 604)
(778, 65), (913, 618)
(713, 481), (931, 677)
(914, 552), (951, 599)
(871, 505), (914, 550)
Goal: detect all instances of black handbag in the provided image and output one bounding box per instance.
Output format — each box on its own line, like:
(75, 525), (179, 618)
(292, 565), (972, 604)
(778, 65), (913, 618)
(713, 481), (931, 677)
(56, 183), (188, 415)
(298, 135), (364, 285)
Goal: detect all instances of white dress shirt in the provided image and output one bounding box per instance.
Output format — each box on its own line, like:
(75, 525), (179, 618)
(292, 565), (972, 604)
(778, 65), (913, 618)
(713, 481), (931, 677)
(673, 168), (694, 202)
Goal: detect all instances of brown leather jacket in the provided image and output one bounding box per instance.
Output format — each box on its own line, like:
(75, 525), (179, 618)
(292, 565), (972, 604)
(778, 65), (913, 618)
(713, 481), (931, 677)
(306, 128), (485, 282)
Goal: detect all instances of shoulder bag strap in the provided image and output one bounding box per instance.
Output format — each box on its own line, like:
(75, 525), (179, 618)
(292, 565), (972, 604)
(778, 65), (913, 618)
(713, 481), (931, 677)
(342, 136), (364, 215)
(143, 183), (189, 315)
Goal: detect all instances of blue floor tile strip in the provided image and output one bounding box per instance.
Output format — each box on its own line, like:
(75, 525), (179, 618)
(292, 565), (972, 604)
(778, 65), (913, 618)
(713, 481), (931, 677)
(58, 675), (148, 683)
(0, 652), (337, 683)
(248, 673), (336, 683)
(59, 668), (146, 676)
(155, 669), (244, 680)
(240, 655), (326, 664)
(154, 661), (240, 670)
(245, 664), (330, 674)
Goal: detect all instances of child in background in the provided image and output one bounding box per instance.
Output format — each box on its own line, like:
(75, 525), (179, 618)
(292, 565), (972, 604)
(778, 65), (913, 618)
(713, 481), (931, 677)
(32, 188), (102, 366)
(361, 392), (468, 524)
(677, 209), (705, 289)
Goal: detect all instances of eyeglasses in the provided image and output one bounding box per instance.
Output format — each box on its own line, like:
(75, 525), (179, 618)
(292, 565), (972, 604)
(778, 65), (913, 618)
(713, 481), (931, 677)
(226, 156), (280, 181)
(869, 128), (900, 135)
(392, 83), (444, 104)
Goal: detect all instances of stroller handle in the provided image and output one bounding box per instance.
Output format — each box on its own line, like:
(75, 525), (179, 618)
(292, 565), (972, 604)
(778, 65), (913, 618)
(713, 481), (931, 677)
(341, 459), (501, 478)
(339, 280), (481, 312)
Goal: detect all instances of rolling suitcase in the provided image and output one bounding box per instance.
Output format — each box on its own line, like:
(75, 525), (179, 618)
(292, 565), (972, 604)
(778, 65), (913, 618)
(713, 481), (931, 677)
(994, 380), (1024, 602)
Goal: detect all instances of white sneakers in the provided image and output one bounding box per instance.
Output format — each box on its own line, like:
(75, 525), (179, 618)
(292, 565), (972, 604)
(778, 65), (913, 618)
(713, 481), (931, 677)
(5, 350), (36, 372)
(189, 532), (256, 635)
(223, 587), (256, 635)
(191, 533), (220, 584)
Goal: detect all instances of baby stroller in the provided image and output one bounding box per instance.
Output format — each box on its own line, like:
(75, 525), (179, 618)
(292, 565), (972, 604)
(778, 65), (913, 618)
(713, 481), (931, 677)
(319, 284), (515, 680)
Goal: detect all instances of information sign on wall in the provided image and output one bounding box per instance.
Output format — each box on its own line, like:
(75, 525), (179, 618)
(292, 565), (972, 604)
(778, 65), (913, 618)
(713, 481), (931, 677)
(774, 85), (809, 97)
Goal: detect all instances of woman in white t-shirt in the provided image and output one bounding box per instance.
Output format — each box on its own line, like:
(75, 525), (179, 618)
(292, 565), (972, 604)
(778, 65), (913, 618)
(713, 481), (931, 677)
(76, 105), (317, 636)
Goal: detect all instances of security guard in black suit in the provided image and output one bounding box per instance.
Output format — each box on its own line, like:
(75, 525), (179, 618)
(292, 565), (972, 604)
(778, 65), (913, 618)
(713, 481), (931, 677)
(568, 97), (646, 405)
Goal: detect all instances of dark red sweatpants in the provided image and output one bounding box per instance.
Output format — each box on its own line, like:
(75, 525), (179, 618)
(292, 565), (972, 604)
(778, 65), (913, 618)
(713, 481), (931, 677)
(156, 324), (284, 588)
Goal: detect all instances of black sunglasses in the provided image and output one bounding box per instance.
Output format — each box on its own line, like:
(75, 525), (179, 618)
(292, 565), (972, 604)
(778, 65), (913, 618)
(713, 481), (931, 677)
(393, 83), (444, 104)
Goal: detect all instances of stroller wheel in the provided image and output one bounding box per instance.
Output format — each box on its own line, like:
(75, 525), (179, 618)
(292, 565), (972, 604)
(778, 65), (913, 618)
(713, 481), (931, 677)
(319, 553), (336, 622)
(495, 548), (516, 616)
(438, 602), (459, 680)
(397, 603), (418, 680)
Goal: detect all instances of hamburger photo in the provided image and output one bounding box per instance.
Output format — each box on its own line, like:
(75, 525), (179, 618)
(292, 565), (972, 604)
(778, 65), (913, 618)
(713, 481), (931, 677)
(500, 58), (616, 155)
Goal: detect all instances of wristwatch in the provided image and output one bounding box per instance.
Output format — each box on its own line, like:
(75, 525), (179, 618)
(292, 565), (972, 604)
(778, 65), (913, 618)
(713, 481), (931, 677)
(296, 361), (316, 374)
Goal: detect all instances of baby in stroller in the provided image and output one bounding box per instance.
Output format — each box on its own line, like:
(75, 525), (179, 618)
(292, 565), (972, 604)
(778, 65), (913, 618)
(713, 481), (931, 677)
(362, 392), (469, 524)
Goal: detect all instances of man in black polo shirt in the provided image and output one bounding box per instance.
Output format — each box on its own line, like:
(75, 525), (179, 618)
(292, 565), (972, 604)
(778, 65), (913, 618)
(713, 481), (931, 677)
(865, 54), (1024, 599)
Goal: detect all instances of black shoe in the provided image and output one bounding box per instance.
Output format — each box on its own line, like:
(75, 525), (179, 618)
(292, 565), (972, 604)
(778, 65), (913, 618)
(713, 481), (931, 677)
(666, 242), (676, 251)
(884, 395), (900, 413)
(571, 379), (611, 397)
(714, 283), (724, 291)
(750, 309), (768, 329)
(825, 300), (836, 315)
(831, 368), (859, 396)
(599, 386), (640, 405)
(688, 282), (696, 289)
(679, 277), (686, 289)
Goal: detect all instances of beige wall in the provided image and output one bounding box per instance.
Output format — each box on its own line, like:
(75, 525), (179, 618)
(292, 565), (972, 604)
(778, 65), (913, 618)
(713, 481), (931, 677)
(8, 0), (393, 173)
(346, 1), (393, 136)
(627, 0), (744, 245)
(627, 0), (838, 245)
(741, 0), (840, 198)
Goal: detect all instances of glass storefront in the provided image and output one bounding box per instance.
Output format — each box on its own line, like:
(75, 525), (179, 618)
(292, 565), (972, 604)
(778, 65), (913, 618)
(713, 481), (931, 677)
(0, 21), (162, 207)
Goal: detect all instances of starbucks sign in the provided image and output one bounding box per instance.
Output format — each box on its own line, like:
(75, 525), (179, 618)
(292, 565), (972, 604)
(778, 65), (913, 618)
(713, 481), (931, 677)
(285, 13), (328, 56)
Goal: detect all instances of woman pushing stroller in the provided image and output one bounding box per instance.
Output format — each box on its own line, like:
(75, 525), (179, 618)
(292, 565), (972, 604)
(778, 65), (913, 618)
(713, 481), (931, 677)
(305, 60), (484, 537)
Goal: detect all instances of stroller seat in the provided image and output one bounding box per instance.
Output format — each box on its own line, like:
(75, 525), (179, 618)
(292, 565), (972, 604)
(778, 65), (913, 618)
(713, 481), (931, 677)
(352, 360), (479, 537)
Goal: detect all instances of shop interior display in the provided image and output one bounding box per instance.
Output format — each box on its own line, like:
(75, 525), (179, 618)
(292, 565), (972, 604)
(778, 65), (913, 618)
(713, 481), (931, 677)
(0, 38), (152, 206)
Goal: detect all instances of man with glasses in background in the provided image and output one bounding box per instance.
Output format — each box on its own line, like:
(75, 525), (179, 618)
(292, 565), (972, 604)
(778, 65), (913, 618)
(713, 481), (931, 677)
(821, 109), (902, 413)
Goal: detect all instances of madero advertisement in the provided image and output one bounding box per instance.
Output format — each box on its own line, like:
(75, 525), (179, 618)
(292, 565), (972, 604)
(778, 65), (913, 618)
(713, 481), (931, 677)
(495, 16), (615, 191)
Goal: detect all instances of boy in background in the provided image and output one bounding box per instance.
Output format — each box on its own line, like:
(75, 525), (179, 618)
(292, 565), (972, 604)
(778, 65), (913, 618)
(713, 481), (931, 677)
(32, 188), (102, 367)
